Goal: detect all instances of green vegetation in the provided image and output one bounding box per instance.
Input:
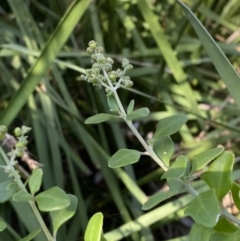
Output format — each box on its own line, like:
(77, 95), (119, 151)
(1, 0), (240, 240)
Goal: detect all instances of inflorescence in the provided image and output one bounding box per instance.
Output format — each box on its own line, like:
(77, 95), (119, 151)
(80, 41), (134, 95)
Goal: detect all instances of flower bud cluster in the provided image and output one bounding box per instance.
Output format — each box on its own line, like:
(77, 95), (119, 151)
(80, 40), (134, 93)
(0, 125), (7, 140)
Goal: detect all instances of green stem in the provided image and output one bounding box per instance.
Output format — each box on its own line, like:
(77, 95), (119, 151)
(0, 147), (53, 241)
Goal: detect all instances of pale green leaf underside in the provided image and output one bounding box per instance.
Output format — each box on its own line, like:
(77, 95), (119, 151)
(0, 221), (6, 232)
(126, 107), (150, 120)
(108, 149), (141, 168)
(18, 229), (41, 241)
(85, 113), (118, 124)
(28, 168), (43, 196)
(13, 190), (33, 202)
(127, 100), (135, 115)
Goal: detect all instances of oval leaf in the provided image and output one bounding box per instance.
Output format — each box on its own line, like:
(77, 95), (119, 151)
(161, 155), (188, 180)
(108, 149), (141, 168)
(189, 223), (214, 241)
(127, 100), (135, 115)
(185, 189), (221, 228)
(153, 136), (175, 166)
(0, 181), (17, 203)
(18, 229), (41, 241)
(85, 114), (117, 124)
(154, 114), (188, 138)
(190, 147), (224, 176)
(0, 221), (6, 232)
(50, 194), (78, 237)
(35, 186), (70, 212)
(231, 182), (240, 210)
(28, 168), (43, 196)
(126, 107), (149, 120)
(84, 212), (103, 241)
(201, 151), (234, 199)
(107, 95), (119, 112)
(13, 190), (33, 202)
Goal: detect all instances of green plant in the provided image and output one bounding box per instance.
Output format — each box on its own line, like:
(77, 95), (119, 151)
(83, 38), (240, 240)
(0, 126), (78, 241)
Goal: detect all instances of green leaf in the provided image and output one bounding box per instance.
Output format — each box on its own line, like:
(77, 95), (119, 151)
(0, 221), (6, 232)
(201, 151), (234, 199)
(126, 107), (149, 120)
(154, 114), (188, 139)
(107, 96), (119, 112)
(84, 212), (104, 241)
(35, 186), (70, 212)
(85, 114), (117, 124)
(108, 149), (141, 168)
(153, 136), (175, 166)
(190, 147), (224, 176)
(189, 223), (214, 241)
(214, 217), (239, 234)
(177, 0), (240, 110)
(142, 179), (185, 210)
(50, 194), (78, 237)
(28, 168), (43, 196)
(0, 181), (17, 203)
(127, 100), (135, 115)
(161, 155), (188, 180)
(0, 0), (91, 126)
(185, 189), (221, 228)
(210, 231), (240, 241)
(18, 229), (41, 241)
(13, 190), (33, 202)
(231, 182), (240, 210)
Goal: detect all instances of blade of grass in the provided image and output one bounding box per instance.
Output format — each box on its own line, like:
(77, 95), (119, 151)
(0, 0), (91, 126)
(177, 0), (240, 110)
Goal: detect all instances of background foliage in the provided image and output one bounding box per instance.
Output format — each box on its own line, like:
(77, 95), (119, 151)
(1, 0), (240, 240)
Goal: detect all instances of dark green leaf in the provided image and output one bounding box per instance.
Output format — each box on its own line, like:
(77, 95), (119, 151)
(153, 136), (174, 166)
(185, 189), (220, 228)
(127, 100), (135, 114)
(189, 223), (214, 241)
(214, 217), (239, 234)
(84, 212), (103, 241)
(35, 187), (70, 212)
(201, 151), (234, 199)
(50, 194), (78, 237)
(161, 155), (188, 180)
(28, 168), (43, 196)
(13, 190), (33, 202)
(126, 107), (149, 120)
(108, 149), (141, 168)
(154, 114), (188, 139)
(190, 147), (224, 176)
(85, 114), (117, 124)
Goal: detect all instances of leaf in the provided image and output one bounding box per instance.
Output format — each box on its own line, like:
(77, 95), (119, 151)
(0, 181), (17, 203)
(35, 186), (70, 212)
(201, 151), (234, 199)
(0, 0), (91, 126)
(85, 114), (117, 124)
(50, 194), (78, 237)
(153, 136), (174, 166)
(84, 212), (104, 241)
(231, 182), (240, 210)
(185, 189), (221, 228)
(126, 107), (149, 120)
(0, 221), (6, 232)
(127, 100), (135, 114)
(177, 0), (240, 110)
(108, 149), (141, 168)
(214, 217), (239, 234)
(28, 168), (43, 196)
(142, 179), (185, 210)
(189, 223), (214, 241)
(154, 114), (188, 139)
(161, 155), (188, 180)
(107, 96), (119, 112)
(190, 147), (224, 176)
(18, 229), (41, 241)
(13, 190), (33, 202)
